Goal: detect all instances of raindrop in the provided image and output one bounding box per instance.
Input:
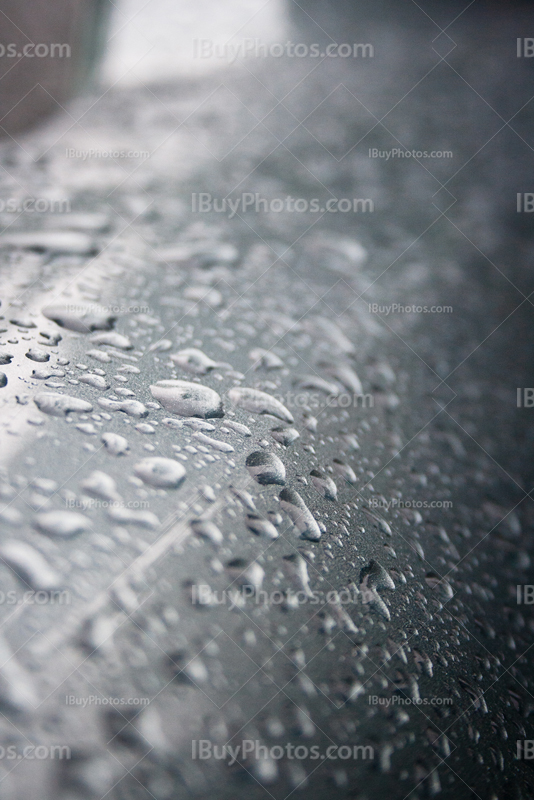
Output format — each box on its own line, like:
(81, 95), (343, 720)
(193, 432), (234, 453)
(107, 507), (160, 528)
(425, 573), (454, 601)
(332, 459), (357, 484)
(90, 332), (133, 350)
(43, 301), (116, 333)
(151, 380), (223, 418)
(245, 513), (279, 540)
(310, 469), (337, 500)
(0, 540), (60, 591)
(279, 489), (321, 541)
(246, 451), (286, 485)
(190, 519), (223, 546)
(97, 398), (148, 417)
(228, 387), (293, 423)
(34, 392), (92, 416)
(80, 471), (121, 502)
(249, 348), (284, 370)
(271, 427), (299, 446)
(34, 510), (91, 538)
(4, 231), (94, 254)
(79, 374), (110, 390)
(101, 432), (129, 456)
(171, 348), (231, 375)
(133, 457), (186, 489)
(25, 347), (50, 363)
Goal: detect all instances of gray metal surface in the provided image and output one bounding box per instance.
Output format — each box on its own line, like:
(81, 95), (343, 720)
(0, 2), (533, 798)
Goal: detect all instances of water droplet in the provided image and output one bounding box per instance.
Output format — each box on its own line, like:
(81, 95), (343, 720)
(229, 486), (256, 511)
(90, 331), (133, 350)
(279, 489), (321, 541)
(246, 451), (286, 485)
(425, 573), (454, 600)
(320, 362), (363, 395)
(332, 459), (357, 484)
(226, 558), (265, 592)
(271, 427), (299, 446)
(34, 392), (92, 416)
(0, 373), (6, 388)
(249, 348), (284, 370)
(359, 560), (395, 620)
(228, 387), (293, 423)
(171, 348), (231, 375)
(25, 347), (49, 363)
(79, 374), (110, 390)
(42, 302), (115, 333)
(151, 380), (223, 418)
(97, 398), (148, 417)
(310, 469), (337, 500)
(245, 513), (279, 540)
(34, 510), (91, 538)
(4, 230), (94, 254)
(221, 420), (251, 437)
(107, 507), (160, 528)
(133, 457), (186, 489)
(0, 540), (60, 590)
(101, 432), (129, 455)
(193, 432), (234, 452)
(283, 553), (313, 596)
(0, 353), (13, 366)
(191, 519), (223, 545)
(80, 471), (121, 502)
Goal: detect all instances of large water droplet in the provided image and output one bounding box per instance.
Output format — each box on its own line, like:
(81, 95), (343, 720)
(150, 380), (223, 418)
(90, 331), (133, 350)
(310, 469), (337, 500)
(42, 302), (115, 332)
(279, 489), (321, 541)
(246, 451), (286, 485)
(271, 427), (299, 446)
(25, 347), (50, 363)
(245, 513), (279, 540)
(133, 457), (186, 489)
(80, 471), (121, 502)
(171, 348), (231, 375)
(34, 392), (92, 416)
(228, 387), (293, 423)
(34, 510), (91, 538)
(0, 540), (60, 590)
(101, 432), (129, 455)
